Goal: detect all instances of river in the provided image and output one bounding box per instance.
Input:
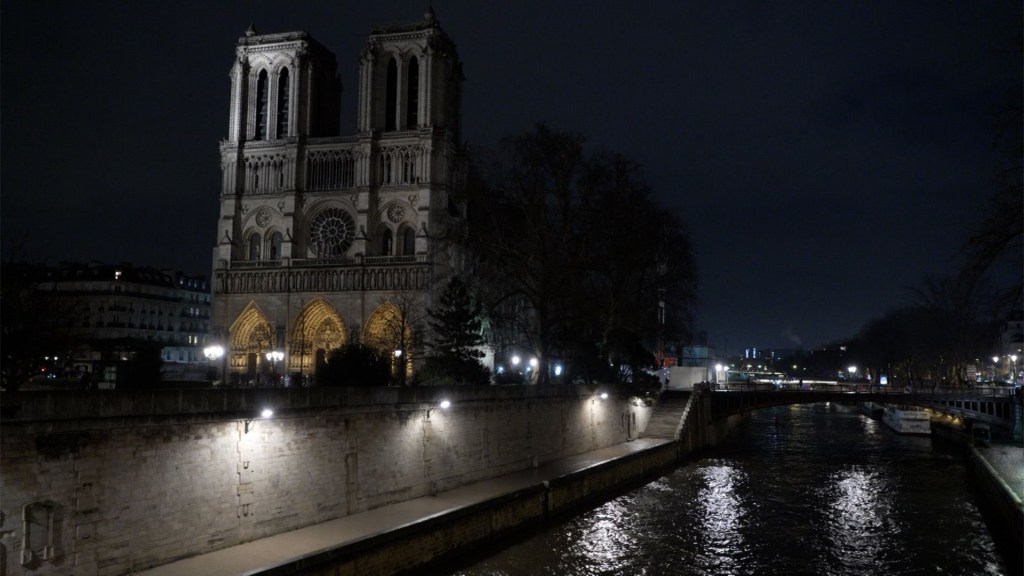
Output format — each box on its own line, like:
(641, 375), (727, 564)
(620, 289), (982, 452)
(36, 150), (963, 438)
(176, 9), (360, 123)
(446, 402), (1008, 575)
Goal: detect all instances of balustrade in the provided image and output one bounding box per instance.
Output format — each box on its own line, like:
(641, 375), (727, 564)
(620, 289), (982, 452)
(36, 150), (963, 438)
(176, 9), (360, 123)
(215, 257), (431, 294)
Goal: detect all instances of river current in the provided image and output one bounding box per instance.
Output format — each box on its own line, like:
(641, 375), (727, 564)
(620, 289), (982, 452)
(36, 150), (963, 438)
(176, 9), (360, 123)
(447, 403), (1008, 576)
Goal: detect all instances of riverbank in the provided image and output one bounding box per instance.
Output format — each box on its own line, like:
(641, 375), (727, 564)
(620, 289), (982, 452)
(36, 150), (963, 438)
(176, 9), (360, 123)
(137, 438), (677, 576)
(932, 420), (1023, 576)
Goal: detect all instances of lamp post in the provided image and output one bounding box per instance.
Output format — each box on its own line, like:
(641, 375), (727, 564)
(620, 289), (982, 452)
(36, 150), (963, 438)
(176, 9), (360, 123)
(265, 350), (284, 387)
(204, 345), (225, 386)
(992, 356), (1001, 382)
(1012, 355), (1019, 384)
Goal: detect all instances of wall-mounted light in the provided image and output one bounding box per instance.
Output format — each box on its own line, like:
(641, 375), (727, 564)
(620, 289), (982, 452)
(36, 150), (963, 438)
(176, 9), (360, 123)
(244, 408), (274, 434)
(426, 399), (451, 420)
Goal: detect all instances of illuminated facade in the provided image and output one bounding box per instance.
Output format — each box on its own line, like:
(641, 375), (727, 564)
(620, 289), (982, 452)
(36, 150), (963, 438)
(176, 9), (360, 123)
(210, 10), (468, 381)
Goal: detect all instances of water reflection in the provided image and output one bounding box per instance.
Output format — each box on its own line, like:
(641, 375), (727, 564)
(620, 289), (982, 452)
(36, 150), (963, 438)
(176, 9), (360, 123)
(449, 404), (1008, 576)
(695, 464), (748, 574)
(821, 467), (896, 572)
(564, 497), (638, 574)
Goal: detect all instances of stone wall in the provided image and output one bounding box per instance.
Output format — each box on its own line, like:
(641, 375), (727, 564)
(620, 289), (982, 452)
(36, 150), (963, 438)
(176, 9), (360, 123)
(0, 386), (642, 576)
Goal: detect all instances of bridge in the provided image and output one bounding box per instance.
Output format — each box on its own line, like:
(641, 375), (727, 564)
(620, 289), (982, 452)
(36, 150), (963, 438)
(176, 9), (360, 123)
(645, 384), (1023, 442)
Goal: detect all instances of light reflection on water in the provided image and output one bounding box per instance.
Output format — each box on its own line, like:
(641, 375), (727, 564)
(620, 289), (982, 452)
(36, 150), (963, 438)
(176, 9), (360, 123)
(694, 464), (748, 574)
(448, 404), (1007, 576)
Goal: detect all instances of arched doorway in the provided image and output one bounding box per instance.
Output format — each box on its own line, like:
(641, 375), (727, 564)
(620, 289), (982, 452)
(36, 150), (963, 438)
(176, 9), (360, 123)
(363, 301), (414, 383)
(228, 302), (275, 386)
(290, 298), (347, 379)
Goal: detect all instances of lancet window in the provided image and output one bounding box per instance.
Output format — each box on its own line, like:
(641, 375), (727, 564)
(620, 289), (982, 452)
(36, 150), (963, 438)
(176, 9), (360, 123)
(255, 70), (268, 140)
(385, 58), (398, 131)
(276, 68), (290, 138)
(305, 149), (356, 190)
(406, 57), (419, 128)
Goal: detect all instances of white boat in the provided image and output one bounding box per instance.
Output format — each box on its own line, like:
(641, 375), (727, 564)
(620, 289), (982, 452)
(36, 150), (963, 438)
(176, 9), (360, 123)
(881, 405), (932, 435)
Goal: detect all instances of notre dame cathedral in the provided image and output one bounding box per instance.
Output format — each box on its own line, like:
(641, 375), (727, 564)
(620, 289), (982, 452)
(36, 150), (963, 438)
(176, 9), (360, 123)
(210, 9), (468, 382)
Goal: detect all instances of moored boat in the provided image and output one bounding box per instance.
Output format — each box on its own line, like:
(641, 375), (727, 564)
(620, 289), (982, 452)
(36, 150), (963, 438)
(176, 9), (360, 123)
(881, 404), (932, 435)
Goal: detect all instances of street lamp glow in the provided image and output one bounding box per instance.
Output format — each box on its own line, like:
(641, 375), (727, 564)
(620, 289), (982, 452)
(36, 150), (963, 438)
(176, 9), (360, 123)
(204, 345), (225, 360)
(715, 363), (723, 372)
(554, 364), (563, 376)
(439, 399), (451, 409)
(848, 366), (857, 374)
(260, 408), (274, 418)
(511, 355), (521, 366)
(529, 357), (539, 368)
(599, 392), (609, 400)
(265, 350), (284, 362)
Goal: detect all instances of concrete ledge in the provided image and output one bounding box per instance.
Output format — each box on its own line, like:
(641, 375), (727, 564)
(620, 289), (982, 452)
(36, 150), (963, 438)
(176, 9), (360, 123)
(136, 438), (675, 576)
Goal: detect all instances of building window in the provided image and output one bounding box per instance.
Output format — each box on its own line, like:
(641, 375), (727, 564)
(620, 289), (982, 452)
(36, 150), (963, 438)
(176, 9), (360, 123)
(401, 226), (415, 255)
(255, 70), (268, 140)
(406, 57), (419, 128)
(309, 208), (355, 257)
(269, 232), (283, 259)
(276, 68), (289, 138)
(385, 58), (398, 131)
(382, 229), (393, 255)
(248, 233), (261, 260)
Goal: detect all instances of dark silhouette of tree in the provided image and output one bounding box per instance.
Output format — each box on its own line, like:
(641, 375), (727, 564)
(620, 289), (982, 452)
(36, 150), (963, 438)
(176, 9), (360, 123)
(319, 343), (390, 387)
(1, 261), (81, 389)
(961, 36), (1022, 316)
(420, 276), (490, 385)
(469, 125), (697, 386)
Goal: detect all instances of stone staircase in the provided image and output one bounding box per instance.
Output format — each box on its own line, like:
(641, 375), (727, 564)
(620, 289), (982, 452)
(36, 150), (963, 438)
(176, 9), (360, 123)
(643, 390), (694, 439)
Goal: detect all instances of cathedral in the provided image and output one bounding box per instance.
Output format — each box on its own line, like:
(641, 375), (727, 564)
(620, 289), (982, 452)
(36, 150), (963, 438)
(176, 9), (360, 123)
(210, 9), (468, 382)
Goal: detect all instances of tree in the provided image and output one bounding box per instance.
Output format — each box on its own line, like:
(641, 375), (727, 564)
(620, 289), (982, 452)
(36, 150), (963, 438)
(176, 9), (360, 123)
(363, 292), (428, 386)
(318, 343), (390, 387)
(1, 261), (82, 389)
(960, 37), (1022, 317)
(469, 125), (697, 386)
(421, 276), (490, 385)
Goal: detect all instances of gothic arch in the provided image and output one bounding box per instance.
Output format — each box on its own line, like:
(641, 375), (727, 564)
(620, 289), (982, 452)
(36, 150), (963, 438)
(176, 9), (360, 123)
(228, 301), (275, 374)
(290, 298), (347, 374)
(363, 301), (412, 352)
(364, 301), (415, 380)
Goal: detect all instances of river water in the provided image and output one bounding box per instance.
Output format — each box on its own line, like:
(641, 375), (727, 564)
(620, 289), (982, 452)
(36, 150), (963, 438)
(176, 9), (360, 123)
(447, 403), (1008, 576)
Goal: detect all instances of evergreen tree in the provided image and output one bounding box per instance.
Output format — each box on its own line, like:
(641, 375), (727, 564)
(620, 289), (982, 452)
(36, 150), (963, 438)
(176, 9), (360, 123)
(423, 276), (489, 385)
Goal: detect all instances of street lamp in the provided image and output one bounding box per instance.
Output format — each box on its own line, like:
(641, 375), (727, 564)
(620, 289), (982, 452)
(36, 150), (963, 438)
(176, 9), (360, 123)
(204, 345), (225, 385)
(1011, 355), (1019, 384)
(265, 350), (284, 386)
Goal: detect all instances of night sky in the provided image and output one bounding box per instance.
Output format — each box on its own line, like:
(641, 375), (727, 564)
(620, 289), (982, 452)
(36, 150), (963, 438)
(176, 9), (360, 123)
(3, 1), (1020, 352)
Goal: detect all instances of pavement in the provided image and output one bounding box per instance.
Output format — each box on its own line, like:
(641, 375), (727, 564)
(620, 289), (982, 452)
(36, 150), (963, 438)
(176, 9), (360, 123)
(136, 437), (671, 576)
(977, 443), (1024, 504)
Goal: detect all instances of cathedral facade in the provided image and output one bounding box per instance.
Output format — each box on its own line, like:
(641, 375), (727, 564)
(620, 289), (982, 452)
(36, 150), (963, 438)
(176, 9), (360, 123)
(210, 10), (467, 382)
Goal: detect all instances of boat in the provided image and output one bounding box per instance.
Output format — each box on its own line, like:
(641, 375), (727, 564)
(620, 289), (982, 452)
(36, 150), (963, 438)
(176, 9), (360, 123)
(881, 405), (932, 435)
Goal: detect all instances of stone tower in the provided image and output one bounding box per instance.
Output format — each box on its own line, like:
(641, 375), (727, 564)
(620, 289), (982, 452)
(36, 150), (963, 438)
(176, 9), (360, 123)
(210, 10), (467, 382)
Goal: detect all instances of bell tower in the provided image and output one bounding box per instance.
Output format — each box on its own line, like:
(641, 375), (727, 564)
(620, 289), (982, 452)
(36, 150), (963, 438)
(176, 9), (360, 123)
(357, 7), (463, 139)
(214, 27), (342, 267)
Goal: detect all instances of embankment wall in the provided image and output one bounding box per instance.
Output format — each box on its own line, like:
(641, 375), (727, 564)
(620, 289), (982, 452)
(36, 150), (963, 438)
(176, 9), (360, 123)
(0, 386), (648, 576)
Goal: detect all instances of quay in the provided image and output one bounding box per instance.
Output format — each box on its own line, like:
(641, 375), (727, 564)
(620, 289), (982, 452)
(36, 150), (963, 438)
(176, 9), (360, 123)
(137, 438), (676, 576)
(141, 392), (1022, 576)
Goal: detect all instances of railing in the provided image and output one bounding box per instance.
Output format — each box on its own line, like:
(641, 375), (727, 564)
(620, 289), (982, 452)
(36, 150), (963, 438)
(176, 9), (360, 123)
(230, 260), (285, 269)
(230, 254), (427, 269)
(712, 382), (1018, 398)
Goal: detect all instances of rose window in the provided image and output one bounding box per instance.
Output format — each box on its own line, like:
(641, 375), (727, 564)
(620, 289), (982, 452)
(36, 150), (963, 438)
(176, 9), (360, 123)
(386, 203), (406, 224)
(309, 208), (355, 256)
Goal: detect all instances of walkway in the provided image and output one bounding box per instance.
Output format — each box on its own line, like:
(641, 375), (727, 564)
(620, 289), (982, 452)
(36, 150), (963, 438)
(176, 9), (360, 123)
(977, 443), (1024, 503)
(137, 437), (671, 576)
